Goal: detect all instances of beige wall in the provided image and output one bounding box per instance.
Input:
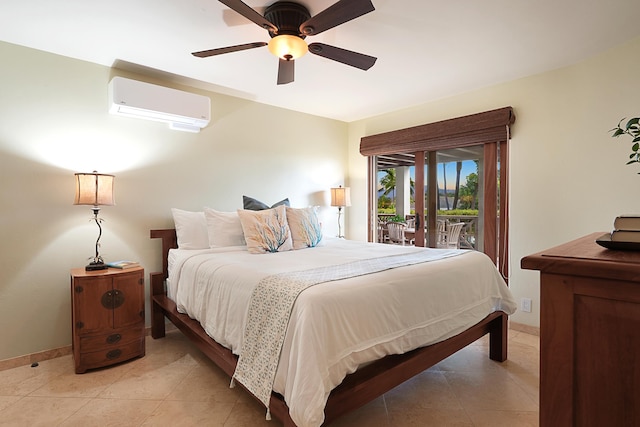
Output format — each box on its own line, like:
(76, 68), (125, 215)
(347, 35), (640, 328)
(0, 41), (348, 361)
(2, 34), (639, 361)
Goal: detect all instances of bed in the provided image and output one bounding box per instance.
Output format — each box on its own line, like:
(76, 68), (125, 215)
(150, 218), (516, 426)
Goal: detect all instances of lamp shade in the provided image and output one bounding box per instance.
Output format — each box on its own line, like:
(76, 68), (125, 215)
(330, 186), (351, 207)
(74, 171), (115, 206)
(268, 35), (308, 60)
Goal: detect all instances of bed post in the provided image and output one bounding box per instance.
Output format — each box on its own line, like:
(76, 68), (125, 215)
(150, 271), (166, 338)
(489, 312), (508, 362)
(149, 229), (177, 339)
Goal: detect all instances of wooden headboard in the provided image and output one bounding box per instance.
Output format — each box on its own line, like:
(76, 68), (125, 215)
(150, 229), (178, 279)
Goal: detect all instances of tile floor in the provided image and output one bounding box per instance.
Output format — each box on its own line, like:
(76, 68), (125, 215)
(0, 329), (539, 426)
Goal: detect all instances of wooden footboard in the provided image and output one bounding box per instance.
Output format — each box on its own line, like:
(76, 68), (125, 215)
(149, 228), (508, 426)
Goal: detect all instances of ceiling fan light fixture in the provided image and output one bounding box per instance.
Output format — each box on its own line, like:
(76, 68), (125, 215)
(268, 34), (308, 60)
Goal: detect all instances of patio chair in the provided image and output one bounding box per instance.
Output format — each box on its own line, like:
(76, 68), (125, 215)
(387, 222), (408, 246)
(377, 219), (389, 243)
(437, 222), (465, 249)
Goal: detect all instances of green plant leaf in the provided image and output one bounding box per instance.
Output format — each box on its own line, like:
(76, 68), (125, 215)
(612, 128), (625, 137)
(626, 117), (640, 129)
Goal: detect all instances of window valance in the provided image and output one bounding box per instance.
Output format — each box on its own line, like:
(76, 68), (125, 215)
(360, 106), (515, 156)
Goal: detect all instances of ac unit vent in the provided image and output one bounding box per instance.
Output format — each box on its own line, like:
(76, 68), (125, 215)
(108, 77), (210, 133)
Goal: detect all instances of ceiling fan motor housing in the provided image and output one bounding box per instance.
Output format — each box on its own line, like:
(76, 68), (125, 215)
(264, 1), (311, 38)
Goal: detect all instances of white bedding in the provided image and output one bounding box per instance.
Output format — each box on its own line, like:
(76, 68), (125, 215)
(168, 237), (517, 427)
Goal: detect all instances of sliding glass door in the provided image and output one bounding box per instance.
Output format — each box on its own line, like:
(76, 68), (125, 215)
(362, 107), (513, 278)
(372, 145), (487, 250)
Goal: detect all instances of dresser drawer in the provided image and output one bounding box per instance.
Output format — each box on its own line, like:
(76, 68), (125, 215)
(79, 327), (144, 352)
(79, 339), (145, 369)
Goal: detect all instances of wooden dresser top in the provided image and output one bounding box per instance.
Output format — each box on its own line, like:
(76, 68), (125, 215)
(521, 232), (640, 283)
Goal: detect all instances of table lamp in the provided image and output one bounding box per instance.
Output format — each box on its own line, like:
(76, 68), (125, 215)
(330, 185), (351, 238)
(74, 171), (115, 270)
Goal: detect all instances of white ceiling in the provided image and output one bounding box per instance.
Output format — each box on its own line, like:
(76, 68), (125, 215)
(2, 0), (640, 122)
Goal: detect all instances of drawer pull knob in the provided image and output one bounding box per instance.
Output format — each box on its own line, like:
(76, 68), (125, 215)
(106, 334), (122, 344)
(106, 349), (122, 360)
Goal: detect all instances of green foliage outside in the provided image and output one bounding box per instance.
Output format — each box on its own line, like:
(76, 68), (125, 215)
(436, 209), (479, 216)
(378, 209), (479, 217)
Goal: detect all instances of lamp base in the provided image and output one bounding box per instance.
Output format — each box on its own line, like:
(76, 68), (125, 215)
(85, 261), (108, 271)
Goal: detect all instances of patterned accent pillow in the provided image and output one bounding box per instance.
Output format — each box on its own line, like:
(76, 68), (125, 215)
(238, 205), (293, 254)
(286, 207), (323, 249)
(243, 195), (290, 211)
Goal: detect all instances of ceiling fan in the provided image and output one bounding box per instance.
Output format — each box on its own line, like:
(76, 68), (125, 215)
(192, 0), (377, 85)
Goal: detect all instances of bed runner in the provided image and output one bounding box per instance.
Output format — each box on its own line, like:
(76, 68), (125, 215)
(232, 248), (464, 417)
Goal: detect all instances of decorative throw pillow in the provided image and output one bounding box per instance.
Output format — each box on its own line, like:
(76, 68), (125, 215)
(237, 205), (293, 254)
(242, 195), (290, 211)
(204, 208), (246, 247)
(286, 207), (323, 249)
(171, 208), (209, 249)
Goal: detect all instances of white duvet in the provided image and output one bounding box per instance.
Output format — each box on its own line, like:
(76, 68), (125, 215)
(168, 237), (517, 427)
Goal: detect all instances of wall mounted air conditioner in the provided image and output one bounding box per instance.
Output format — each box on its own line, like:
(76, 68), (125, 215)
(108, 77), (211, 133)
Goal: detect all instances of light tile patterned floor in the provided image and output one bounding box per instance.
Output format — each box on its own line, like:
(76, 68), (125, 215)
(0, 329), (539, 426)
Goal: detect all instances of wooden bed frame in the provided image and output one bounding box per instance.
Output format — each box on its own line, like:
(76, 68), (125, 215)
(149, 229), (508, 426)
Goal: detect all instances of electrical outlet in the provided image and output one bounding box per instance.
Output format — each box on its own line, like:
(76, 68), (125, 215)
(521, 298), (532, 313)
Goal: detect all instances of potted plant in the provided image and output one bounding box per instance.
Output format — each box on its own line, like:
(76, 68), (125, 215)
(388, 215), (406, 223)
(611, 117), (640, 172)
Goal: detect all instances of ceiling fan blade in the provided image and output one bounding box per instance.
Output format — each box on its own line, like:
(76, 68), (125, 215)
(222, 7), (266, 26)
(277, 58), (295, 85)
(218, 0), (277, 32)
(192, 42), (267, 58)
(308, 43), (376, 70)
(300, 0), (374, 36)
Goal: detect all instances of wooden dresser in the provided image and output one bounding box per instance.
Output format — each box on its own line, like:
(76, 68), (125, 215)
(70, 266), (145, 373)
(521, 233), (640, 427)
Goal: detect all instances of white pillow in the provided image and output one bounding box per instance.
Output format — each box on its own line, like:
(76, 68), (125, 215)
(171, 208), (209, 250)
(237, 205), (293, 254)
(204, 208), (246, 247)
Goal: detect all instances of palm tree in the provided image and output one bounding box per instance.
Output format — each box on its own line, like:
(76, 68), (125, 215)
(379, 169), (397, 197)
(380, 168), (416, 197)
(452, 161), (462, 209)
(442, 162), (450, 210)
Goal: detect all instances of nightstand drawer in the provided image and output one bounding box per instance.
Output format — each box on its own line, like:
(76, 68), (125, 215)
(80, 339), (144, 368)
(79, 327), (144, 352)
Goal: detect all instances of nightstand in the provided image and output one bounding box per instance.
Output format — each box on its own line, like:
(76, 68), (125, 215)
(70, 266), (145, 373)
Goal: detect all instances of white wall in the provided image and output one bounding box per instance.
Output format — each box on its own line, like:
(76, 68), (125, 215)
(0, 41), (348, 361)
(347, 35), (640, 328)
